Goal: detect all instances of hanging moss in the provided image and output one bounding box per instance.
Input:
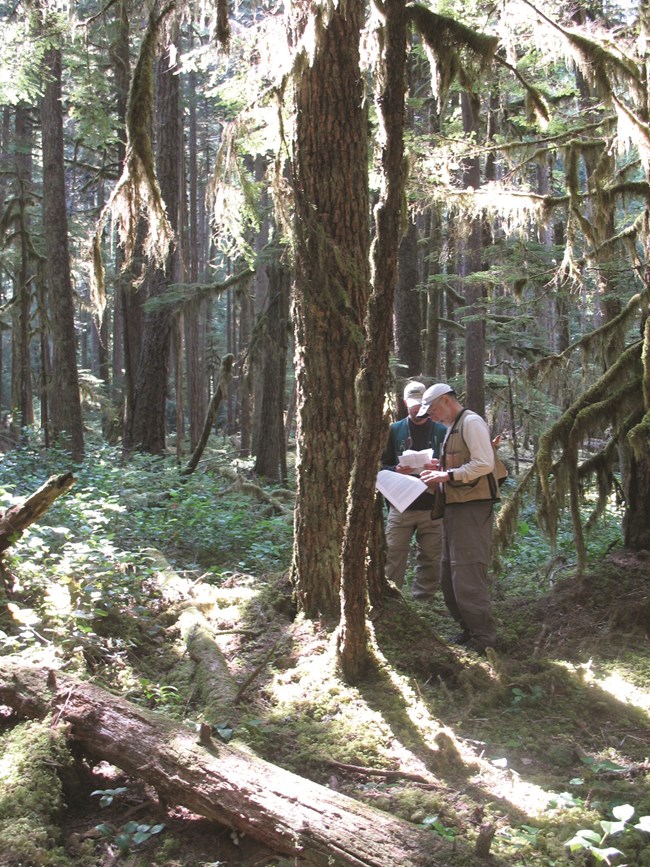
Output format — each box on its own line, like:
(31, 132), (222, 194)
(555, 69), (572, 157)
(406, 4), (498, 106)
(92, 3), (176, 298)
(537, 346), (642, 569)
(564, 29), (642, 103)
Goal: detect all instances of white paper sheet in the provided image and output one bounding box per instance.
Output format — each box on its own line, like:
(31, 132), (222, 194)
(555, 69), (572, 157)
(376, 469), (428, 512)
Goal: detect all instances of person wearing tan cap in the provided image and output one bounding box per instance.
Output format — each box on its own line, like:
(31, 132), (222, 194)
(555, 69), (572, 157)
(380, 381), (447, 602)
(419, 384), (498, 655)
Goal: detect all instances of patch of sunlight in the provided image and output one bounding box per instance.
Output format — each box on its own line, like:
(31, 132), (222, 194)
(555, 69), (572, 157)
(473, 754), (576, 818)
(0, 748), (17, 782)
(45, 582), (72, 616)
(594, 670), (650, 712)
(380, 664), (560, 817)
(272, 636), (563, 821)
(558, 659), (650, 713)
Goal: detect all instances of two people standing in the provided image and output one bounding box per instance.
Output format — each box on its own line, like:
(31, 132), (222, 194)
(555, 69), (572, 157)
(381, 382), (446, 602)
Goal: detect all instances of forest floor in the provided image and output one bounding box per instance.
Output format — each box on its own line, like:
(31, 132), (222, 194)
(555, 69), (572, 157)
(3, 545), (649, 866)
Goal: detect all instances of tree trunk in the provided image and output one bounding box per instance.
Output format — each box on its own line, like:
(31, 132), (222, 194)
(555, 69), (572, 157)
(182, 354), (234, 476)
(0, 663), (446, 867)
(11, 103), (35, 435)
(460, 91), (486, 417)
(394, 219), (423, 376)
(239, 279), (253, 457)
(129, 40), (181, 454)
(289, 0), (370, 619)
(184, 50), (206, 453)
(624, 312), (650, 549)
(254, 257), (291, 481)
(40, 34), (84, 461)
(338, 0), (408, 681)
(423, 208), (442, 380)
(109, 0), (131, 419)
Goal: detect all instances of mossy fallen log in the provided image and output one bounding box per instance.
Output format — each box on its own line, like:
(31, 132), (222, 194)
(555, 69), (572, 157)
(0, 661), (445, 866)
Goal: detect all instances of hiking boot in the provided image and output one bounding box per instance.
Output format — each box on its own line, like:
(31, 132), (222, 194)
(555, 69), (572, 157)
(451, 629), (471, 645)
(465, 640), (489, 657)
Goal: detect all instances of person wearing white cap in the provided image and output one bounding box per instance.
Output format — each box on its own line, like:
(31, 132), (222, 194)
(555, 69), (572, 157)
(419, 384), (498, 654)
(380, 381), (447, 602)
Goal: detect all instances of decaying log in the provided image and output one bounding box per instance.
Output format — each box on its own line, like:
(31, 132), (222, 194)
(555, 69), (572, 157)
(0, 662), (447, 866)
(0, 473), (75, 554)
(215, 466), (293, 515)
(177, 606), (239, 716)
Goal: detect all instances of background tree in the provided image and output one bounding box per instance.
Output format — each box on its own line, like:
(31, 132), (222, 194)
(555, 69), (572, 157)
(39, 10), (84, 461)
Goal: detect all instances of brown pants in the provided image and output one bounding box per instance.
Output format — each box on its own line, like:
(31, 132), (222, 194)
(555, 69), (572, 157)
(440, 500), (497, 647)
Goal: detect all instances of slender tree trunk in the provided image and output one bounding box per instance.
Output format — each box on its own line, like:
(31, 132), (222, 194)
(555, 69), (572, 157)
(423, 208), (442, 379)
(110, 0), (131, 413)
(11, 104), (35, 434)
(254, 258), (290, 481)
(40, 33), (84, 460)
(251, 153), (272, 459)
(184, 49), (206, 452)
(239, 283), (253, 458)
(394, 219), (422, 376)
(338, 0), (407, 681)
(460, 91), (486, 416)
(289, 0), (370, 620)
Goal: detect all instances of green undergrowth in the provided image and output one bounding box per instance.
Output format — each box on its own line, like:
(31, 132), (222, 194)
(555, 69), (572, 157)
(0, 440), (648, 866)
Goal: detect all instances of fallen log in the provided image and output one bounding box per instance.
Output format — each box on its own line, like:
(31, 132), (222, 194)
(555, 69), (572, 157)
(0, 661), (447, 866)
(0, 473), (75, 554)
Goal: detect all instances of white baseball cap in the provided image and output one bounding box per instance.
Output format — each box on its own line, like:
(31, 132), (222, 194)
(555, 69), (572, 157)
(416, 383), (455, 416)
(403, 381), (426, 408)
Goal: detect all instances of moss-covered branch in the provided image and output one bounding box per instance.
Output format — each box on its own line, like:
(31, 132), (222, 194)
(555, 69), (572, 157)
(407, 4), (498, 105)
(92, 3), (177, 308)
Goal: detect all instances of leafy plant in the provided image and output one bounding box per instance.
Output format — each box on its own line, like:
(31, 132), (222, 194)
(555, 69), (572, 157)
(580, 756), (628, 775)
(95, 820), (166, 855)
(565, 804), (650, 864)
(91, 787), (128, 808)
(419, 815), (458, 840)
(508, 684), (545, 712)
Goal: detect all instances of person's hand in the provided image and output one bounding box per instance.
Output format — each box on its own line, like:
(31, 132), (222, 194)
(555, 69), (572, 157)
(422, 458), (439, 471)
(395, 465), (415, 474)
(420, 469), (448, 486)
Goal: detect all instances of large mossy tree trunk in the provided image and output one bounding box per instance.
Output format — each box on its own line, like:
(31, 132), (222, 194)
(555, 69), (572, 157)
(625, 312), (650, 550)
(289, 0), (370, 620)
(128, 38), (180, 454)
(40, 26), (84, 461)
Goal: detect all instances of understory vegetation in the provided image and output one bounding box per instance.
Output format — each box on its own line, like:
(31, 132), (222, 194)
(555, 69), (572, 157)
(0, 438), (649, 866)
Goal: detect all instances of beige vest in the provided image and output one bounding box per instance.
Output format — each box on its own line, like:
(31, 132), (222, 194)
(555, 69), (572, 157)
(442, 411), (497, 504)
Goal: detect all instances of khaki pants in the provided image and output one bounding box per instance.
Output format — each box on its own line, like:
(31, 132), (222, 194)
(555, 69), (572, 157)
(440, 500), (497, 647)
(385, 507), (442, 600)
